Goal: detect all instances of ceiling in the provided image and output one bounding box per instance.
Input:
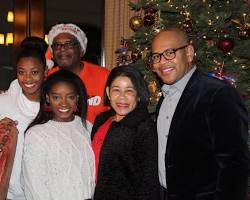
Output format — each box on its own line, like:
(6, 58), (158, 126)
(45, 0), (104, 31)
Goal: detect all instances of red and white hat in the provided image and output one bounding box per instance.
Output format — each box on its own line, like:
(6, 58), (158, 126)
(48, 23), (88, 55)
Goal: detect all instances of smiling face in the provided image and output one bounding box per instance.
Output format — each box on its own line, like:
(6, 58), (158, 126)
(52, 33), (83, 71)
(47, 81), (78, 122)
(151, 29), (194, 85)
(17, 57), (46, 101)
(106, 76), (139, 122)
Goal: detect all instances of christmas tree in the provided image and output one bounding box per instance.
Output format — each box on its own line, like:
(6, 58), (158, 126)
(116, 0), (250, 115)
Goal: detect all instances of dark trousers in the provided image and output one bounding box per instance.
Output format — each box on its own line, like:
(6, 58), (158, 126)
(160, 186), (167, 200)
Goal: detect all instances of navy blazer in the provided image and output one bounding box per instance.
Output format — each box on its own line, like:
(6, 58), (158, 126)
(156, 69), (249, 200)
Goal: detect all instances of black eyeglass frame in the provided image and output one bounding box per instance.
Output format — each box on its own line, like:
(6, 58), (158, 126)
(51, 41), (79, 51)
(149, 44), (189, 64)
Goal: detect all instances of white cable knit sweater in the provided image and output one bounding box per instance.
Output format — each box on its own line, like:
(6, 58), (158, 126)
(22, 116), (95, 200)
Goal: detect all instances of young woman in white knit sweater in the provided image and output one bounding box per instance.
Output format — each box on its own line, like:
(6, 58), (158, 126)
(22, 70), (95, 200)
(0, 37), (48, 200)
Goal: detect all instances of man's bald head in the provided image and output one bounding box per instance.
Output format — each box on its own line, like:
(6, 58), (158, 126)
(152, 28), (189, 49)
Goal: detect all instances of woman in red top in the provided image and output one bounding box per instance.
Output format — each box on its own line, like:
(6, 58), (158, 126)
(91, 66), (160, 200)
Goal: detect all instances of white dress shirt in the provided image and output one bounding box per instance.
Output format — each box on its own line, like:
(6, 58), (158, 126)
(158, 66), (196, 188)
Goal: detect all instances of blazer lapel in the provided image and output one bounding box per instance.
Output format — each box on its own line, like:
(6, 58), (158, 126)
(167, 69), (202, 149)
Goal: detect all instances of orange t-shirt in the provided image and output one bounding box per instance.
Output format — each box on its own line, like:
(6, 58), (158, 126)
(48, 61), (110, 123)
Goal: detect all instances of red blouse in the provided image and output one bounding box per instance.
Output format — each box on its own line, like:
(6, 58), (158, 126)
(92, 117), (113, 181)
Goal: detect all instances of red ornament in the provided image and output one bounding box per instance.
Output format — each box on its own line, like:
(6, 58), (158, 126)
(144, 7), (157, 15)
(144, 15), (155, 26)
(143, 6), (157, 27)
(218, 38), (234, 53)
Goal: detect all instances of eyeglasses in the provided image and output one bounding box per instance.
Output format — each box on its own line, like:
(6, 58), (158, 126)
(51, 41), (79, 51)
(150, 45), (188, 64)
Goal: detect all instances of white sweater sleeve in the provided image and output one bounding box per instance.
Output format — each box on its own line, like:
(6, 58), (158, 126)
(22, 129), (51, 200)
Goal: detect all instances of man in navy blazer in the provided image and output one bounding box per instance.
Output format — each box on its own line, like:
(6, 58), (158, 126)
(150, 28), (249, 200)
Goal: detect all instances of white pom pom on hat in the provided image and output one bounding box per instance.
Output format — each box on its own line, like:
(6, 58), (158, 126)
(48, 23), (88, 55)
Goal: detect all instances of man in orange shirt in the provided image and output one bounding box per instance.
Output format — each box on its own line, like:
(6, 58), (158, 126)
(47, 23), (110, 124)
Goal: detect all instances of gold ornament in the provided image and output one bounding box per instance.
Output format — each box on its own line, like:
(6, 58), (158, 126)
(129, 16), (143, 31)
(150, 10), (164, 35)
(148, 80), (161, 105)
(151, 25), (164, 35)
(149, 91), (162, 105)
(151, 18), (165, 35)
(148, 81), (158, 93)
(231, 17), (250, 39)
(231, 18), (250, 30)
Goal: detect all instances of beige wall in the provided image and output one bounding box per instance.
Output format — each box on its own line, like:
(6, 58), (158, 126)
(103, 0), (137, 69)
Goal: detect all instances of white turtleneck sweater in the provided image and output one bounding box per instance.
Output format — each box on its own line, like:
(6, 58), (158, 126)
(0, 79), (40, 200)
(22, 116), (95, 200)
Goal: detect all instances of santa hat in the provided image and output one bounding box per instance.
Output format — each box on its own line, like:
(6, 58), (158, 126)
(48, 23), (88, 55)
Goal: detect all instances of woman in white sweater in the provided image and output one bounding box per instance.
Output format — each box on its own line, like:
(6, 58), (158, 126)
(22, 70), (95, 200)
(0, 37), (48, 200)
